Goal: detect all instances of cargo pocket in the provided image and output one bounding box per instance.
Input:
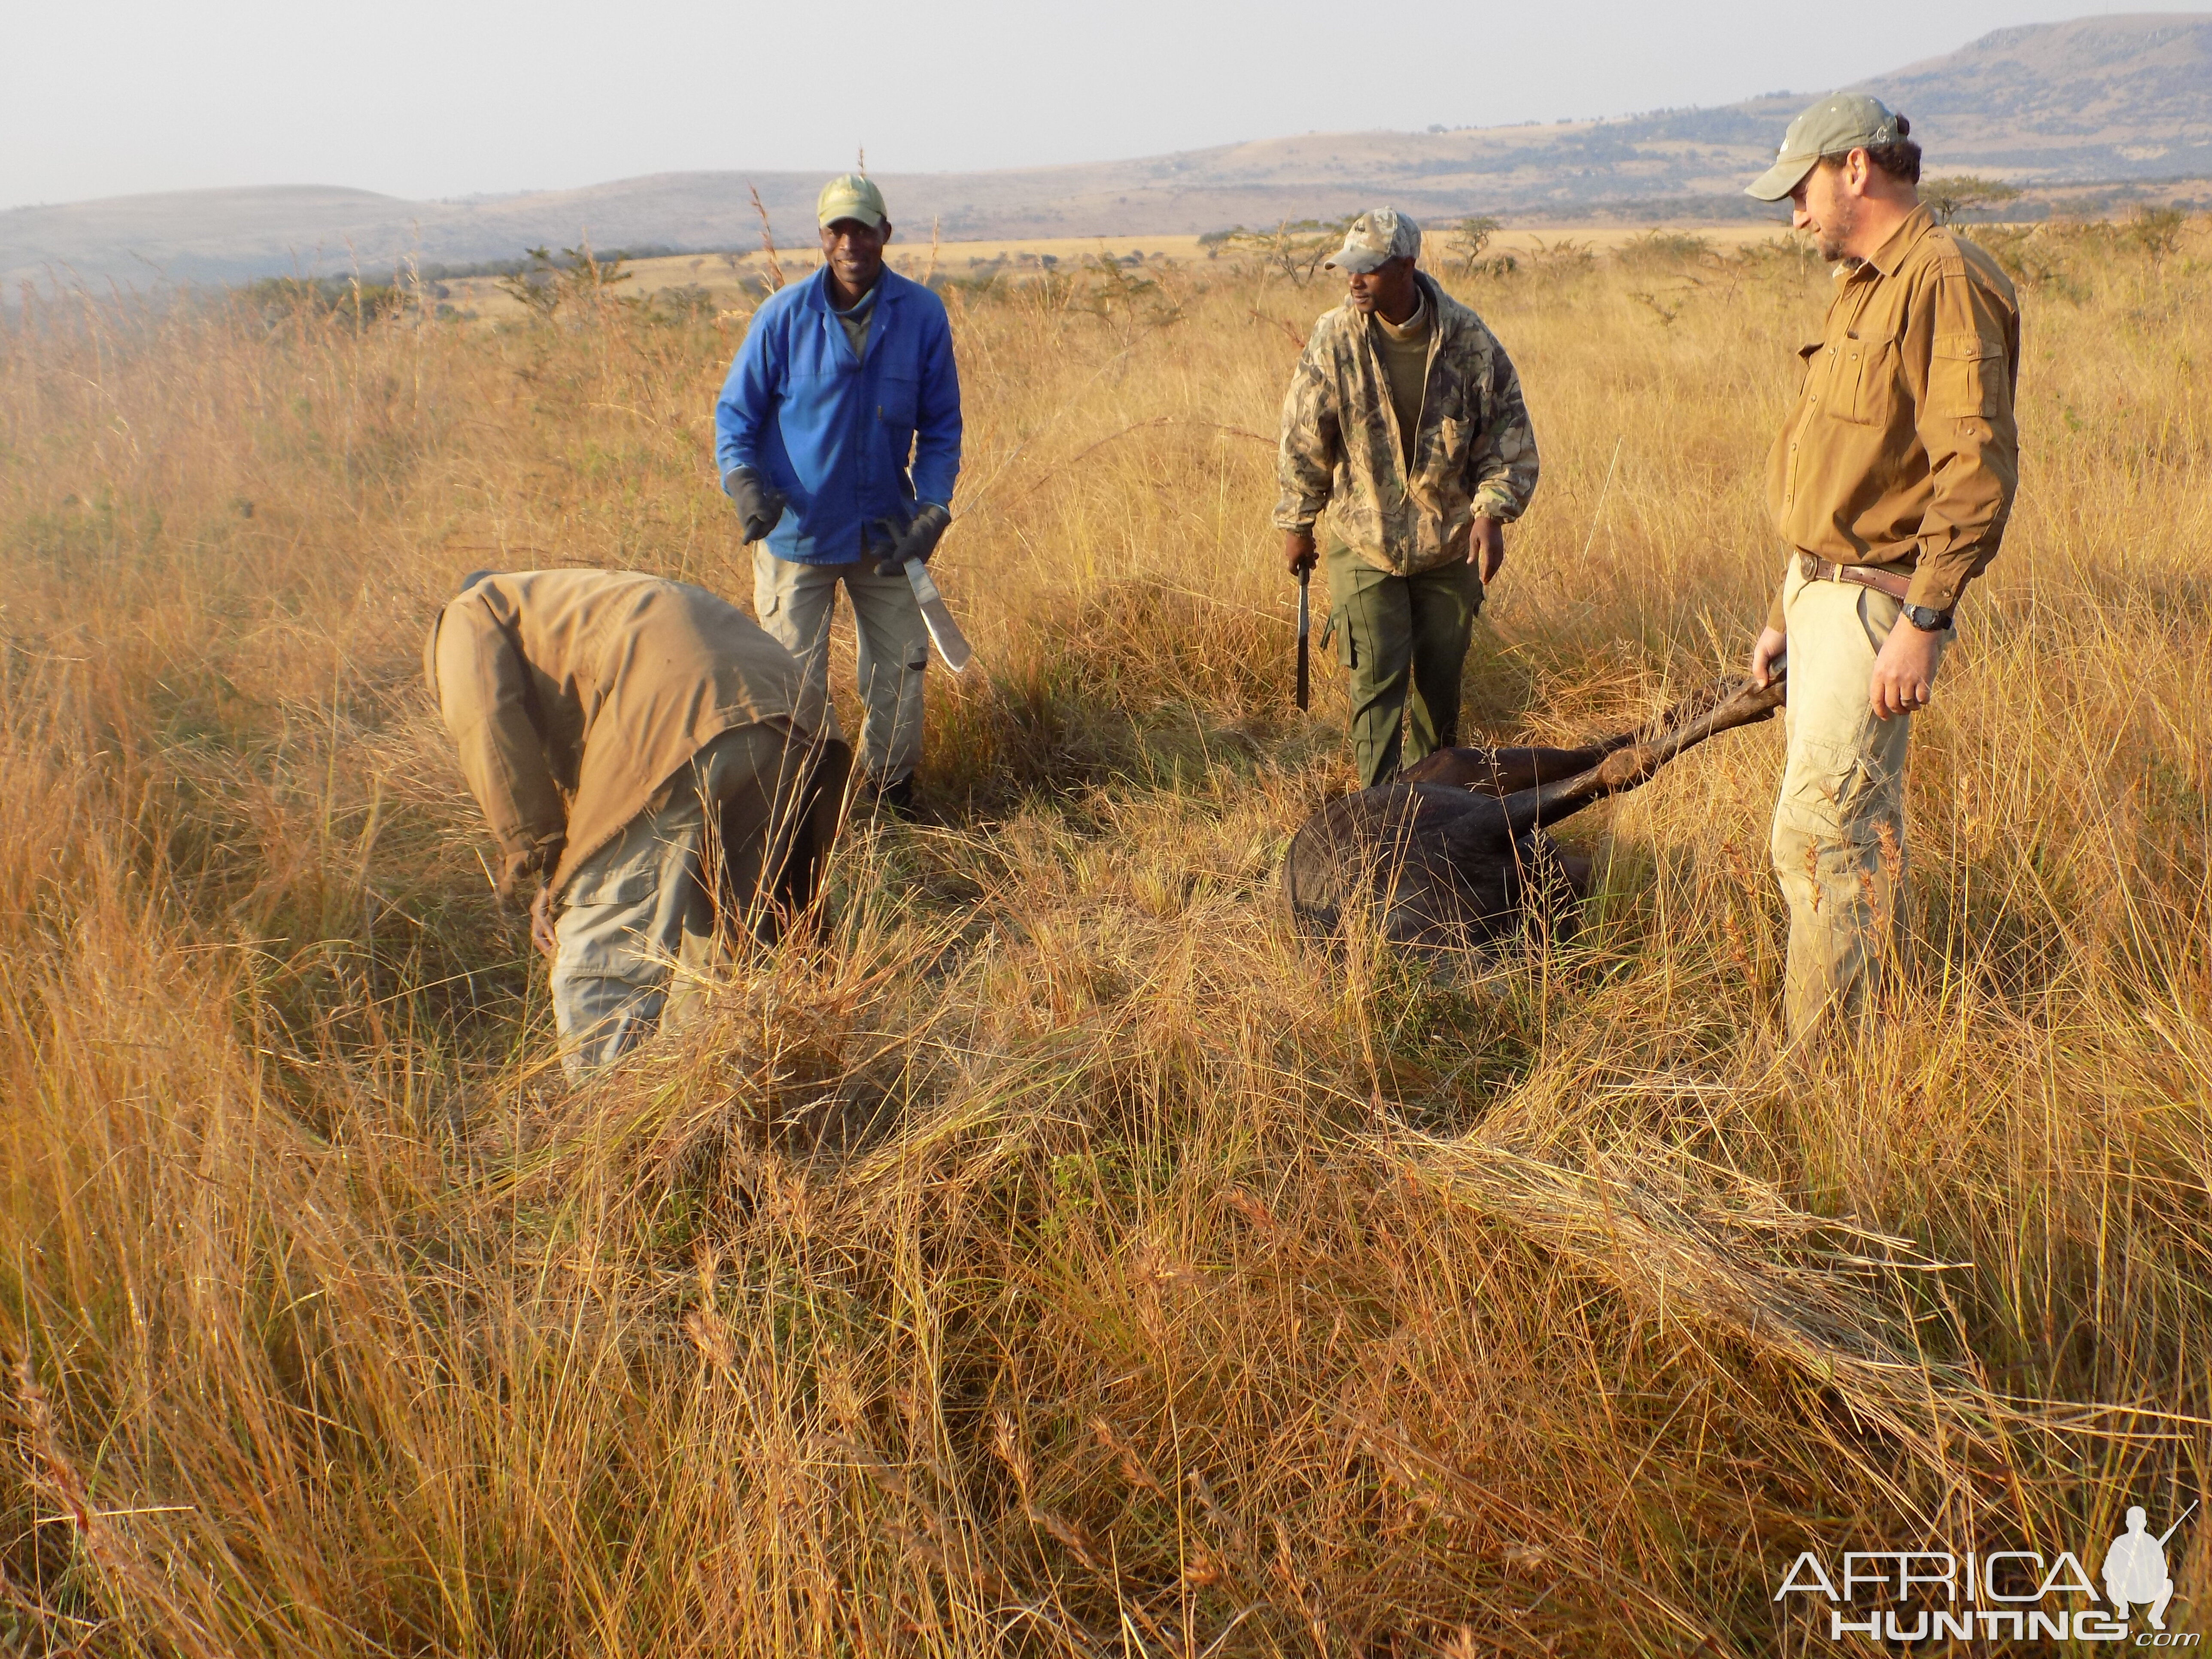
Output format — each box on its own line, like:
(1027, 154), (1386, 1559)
(1781, 735), (1885, 844)
(553, 859), (662, 982)
(1931, 332), (2004, 418)
(564, 863), (657, 909)
(754, 550), (783, 620)
(1322, 607), (1355, 670)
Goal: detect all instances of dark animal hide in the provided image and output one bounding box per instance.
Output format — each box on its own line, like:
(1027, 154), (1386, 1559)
(1282, 671), (1787, 951)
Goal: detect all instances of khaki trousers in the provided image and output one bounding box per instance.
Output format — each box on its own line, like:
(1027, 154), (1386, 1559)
(754, 547), (929, 787)
(550, 722), (848, 1079)
(1769, 560), (1946, 1038)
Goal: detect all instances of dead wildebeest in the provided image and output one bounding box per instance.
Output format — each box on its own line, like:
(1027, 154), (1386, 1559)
(1282, 667), (1787, 951)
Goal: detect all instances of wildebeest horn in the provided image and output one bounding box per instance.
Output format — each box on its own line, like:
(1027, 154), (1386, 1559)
(1502, 659), (1788, 837)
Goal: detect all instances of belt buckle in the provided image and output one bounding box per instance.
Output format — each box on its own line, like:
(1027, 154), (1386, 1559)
(1798, 552), (1820, 581)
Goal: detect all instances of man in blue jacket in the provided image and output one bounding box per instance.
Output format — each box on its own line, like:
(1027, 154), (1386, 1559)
(714, 174), (963, 814)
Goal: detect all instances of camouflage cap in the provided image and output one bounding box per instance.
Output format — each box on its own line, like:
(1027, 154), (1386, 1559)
(1745, 93), (1908, 201)
(817, 173), (888, 228)
(1326, 208), (1420, 273)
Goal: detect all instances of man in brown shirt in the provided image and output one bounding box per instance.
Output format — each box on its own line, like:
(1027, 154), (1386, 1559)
(426, 570), (849, 1077)
(1743, 94), (2021, 1037)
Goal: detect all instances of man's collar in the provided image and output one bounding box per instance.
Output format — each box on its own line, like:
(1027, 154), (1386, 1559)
(1411, 268), (1454, 329)
(807, 264), (898, 310)
(831, 278), (882, 318)
(1373, 287), (1428, 339)
(1859, 203), (1935, 279)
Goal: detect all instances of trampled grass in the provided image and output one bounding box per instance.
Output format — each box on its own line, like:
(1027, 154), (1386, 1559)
(2, 217), (2209, 1655)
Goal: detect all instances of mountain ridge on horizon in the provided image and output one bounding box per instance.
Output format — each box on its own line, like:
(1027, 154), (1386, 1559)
(6, 11), (2208, 288)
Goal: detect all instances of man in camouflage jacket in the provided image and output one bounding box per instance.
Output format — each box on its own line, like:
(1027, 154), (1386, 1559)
(1276, 208), (1540, 787)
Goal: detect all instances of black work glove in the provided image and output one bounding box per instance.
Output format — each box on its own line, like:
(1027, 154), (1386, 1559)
(722, 467), (788, 544)
(871, 502), (950, 577)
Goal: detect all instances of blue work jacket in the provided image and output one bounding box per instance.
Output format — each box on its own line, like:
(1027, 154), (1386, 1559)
(714, 266), (963, 565)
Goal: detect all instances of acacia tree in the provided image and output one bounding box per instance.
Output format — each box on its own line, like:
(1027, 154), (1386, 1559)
(1921, 176), (2023, 226)
(1219, 218), (1355, 287)
(1446, 215), (1503, 276)
(495, 243), (636, 319)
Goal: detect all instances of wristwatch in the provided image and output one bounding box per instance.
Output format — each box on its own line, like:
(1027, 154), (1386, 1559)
(1902, 602), (1954, 633)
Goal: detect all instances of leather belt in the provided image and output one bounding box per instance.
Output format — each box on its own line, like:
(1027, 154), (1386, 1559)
(1799, 553), (1911, 602)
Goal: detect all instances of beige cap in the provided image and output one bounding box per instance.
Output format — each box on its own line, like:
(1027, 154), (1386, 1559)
(817, 173), (887, 228)
(1326, 207), (1421, 273)
(1746, 93), (1908, 201)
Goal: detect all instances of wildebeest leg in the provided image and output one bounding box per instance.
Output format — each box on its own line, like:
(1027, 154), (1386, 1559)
(1501, 669), (1790, 837)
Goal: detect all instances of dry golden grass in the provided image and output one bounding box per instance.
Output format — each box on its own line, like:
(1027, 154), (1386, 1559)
(2, 217), (2210, 1655)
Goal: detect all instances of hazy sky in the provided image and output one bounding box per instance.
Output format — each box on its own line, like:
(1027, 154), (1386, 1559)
(1, 0), (2156, 210)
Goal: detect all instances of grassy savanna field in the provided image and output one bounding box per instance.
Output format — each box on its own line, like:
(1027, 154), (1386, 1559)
(1, 214), (2209, 1655)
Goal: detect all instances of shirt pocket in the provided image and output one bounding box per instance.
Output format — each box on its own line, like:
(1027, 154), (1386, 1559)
(1425, 411), (1470, 482)
(787, 325), (843, 384)
(1930, 332), (2005, 418)
(875, 373), (919, 429)
(1821, 336), (1898, 427)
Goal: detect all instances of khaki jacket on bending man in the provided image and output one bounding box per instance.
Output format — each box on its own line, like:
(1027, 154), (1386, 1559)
(1276, 208), (1541, 789)
(426, 570), (850, 1077)
(1744, 95), (2021, 1039)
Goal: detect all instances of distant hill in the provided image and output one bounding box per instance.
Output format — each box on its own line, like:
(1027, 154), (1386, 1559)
(5, 12), (2208, 288)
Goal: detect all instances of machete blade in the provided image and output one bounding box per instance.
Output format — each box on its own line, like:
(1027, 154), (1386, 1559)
(905, 560), (973, 673)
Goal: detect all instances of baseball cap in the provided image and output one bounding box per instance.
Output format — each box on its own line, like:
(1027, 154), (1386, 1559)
(817, 173), (888, 228)
(1745, 94), (1908, 201)
(1326, 208), (1421, 273)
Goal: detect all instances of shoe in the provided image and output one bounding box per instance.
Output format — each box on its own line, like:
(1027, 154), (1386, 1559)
(869, 774), (917, 817)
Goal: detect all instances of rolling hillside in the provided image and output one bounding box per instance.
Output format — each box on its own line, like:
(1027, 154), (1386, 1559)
(4, 12), (2206, 286)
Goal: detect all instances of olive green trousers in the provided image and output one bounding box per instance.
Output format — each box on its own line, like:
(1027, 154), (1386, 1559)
(1322, 542), (1484, 789)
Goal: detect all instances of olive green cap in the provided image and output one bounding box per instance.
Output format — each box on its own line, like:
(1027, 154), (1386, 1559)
(816, 173), (887, 228)
(1745, 93), (1907, 201)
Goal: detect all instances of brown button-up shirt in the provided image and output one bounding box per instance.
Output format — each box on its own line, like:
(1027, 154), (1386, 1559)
(1766, 204), (2021, 632)
(423, 570), (835, 898)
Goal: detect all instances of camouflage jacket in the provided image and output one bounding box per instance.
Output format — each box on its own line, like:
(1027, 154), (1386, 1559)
(1274, 272), (1540, 575)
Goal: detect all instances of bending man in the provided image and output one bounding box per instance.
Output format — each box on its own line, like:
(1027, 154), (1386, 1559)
(427, 569), (850, 1078)
(716, 173), (963, 815)
(1744, 96), (2020, 1038)
(1275, 207), (1540, 788)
